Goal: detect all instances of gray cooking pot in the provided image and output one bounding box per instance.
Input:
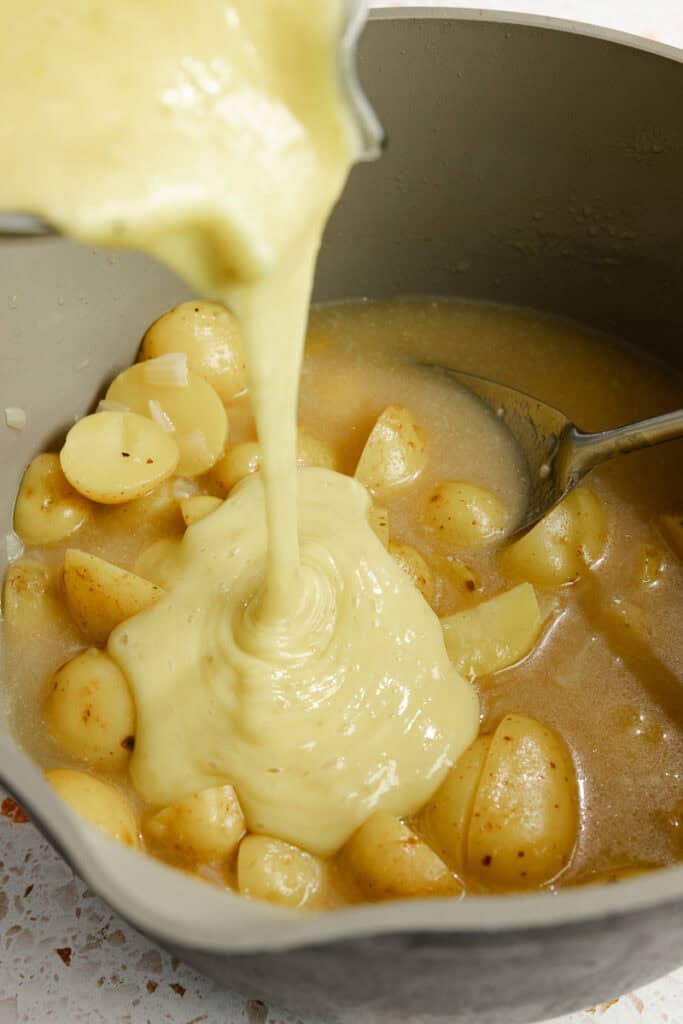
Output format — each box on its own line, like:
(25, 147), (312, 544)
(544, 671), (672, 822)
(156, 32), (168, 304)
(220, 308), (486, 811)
(1, 8), (682, 1024)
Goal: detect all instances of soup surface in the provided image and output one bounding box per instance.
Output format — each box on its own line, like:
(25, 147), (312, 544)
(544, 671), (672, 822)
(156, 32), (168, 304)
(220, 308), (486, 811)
(3, 296), (682, 908)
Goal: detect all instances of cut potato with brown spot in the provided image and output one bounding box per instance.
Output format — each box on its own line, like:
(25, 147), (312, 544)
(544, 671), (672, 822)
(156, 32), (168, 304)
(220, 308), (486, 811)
(237, 835), (322, 909)
(140, 300), (247, 401)
(133, 537), (183, 589)
(45, 768), (139, 847)
(659, 514), (683, 560)
(297, 428), (338, 471)
(389, 540), (435, 605)
(63, 549), (164, 643)
(44, 648), (135, 771)
(355, 405), (426, 491)
(61, 412), (179, 504)
(145, 784), (246, 863)
(106, 363), (228, 476)
(419, 736), (493, 872)
(210, 441), (261, 496)
(499, 487), (606, 588)
(467, 715), (578, 888)
(367, 505), (389, 548)
(441, 583), (542, 678)
(341, 810), (461, 901)
(425, 481), (506, 548)
(180, 495), (222, 527)
(14, 453), (91, 544)
(2, 558), (64, 633)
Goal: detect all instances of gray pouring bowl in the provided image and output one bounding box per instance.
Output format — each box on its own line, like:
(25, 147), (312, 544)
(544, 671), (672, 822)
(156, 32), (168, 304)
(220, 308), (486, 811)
(1, 8), (682, 1024)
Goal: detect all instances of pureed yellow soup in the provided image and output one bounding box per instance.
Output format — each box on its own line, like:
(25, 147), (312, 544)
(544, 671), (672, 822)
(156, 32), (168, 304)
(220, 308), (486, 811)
(1, 0), (682, 909)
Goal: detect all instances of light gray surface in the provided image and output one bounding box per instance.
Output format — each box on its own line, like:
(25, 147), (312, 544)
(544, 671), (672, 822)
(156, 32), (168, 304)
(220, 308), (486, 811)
(2, 2), (683, 1022)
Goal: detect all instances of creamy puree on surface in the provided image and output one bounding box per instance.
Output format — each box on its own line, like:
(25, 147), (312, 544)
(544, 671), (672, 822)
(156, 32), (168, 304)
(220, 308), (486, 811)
(0, 1), (479, 852)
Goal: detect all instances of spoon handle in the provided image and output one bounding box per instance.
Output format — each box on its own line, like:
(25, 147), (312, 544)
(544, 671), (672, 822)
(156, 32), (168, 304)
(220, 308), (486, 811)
(568, 407), (683, 480)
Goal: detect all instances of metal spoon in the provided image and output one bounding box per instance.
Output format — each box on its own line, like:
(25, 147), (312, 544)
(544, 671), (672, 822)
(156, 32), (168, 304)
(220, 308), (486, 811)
(0, 0), (382, 240)
(437, 367), (683, 538)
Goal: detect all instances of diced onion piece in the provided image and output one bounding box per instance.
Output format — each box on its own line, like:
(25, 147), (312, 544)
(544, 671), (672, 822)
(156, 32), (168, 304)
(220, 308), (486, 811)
(141, 352), (188, 388)
(147, 399), (175, 433)
(60, 412), (179, 504)
(4, 407), (26, 430)
(5, 531), (24, 562)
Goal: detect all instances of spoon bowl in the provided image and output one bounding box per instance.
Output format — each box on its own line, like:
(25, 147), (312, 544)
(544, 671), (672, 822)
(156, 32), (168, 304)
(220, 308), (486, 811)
(437, 368), (683, 536)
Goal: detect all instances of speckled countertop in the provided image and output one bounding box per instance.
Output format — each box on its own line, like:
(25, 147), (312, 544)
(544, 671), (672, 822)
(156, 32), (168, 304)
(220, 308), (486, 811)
(2, 2), (683, 1022)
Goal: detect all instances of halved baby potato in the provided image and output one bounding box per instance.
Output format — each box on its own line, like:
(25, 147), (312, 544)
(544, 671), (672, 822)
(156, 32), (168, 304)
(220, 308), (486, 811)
(422, 716), (578, 889)
(355, 405), (426, 491)
(106, 363), (228, 477)
(139, 300), (247, 401)
(14, 453), (91, 544)
(389, 540), (436, 605)
(45, 768), (139, 847)
(499, 487), (607, 588)
(60, 412), (179, 504)
(44, 648), (135, 771)
(2, 558), (64, 633)
(367, 505), (390, 548)
(341, 810), (461, 901)
(441, 582), (542, 678)
(63, 549), (164, 643)
(145, 784), (246, 863)
(424, 480), (506, 548)
(237, 835), (323, 909)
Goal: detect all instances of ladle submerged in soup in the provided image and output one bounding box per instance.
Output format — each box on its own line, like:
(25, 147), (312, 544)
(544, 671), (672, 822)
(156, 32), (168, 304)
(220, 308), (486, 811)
(0, 0), (682, 910)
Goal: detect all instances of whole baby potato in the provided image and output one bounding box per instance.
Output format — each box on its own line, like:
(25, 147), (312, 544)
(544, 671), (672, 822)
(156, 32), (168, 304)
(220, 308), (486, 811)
(63, 549), (164, 643)
(145, 784), (246, 863)
(45, 768), (139, 847)
(341, 810), (461, 901)
(44, 648), (135, 771)
(237, 835), (322, 909)
(14, 453), (91, 545)
(355, 405), (426, 491)
(499, 486), (607, 587)
(424, 480), (507, 548)
(467, 714), (579, 888)
(140, 300), (247, 401)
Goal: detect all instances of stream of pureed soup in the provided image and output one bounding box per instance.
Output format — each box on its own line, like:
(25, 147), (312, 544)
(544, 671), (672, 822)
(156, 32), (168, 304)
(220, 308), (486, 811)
(0, 1), (480, 856)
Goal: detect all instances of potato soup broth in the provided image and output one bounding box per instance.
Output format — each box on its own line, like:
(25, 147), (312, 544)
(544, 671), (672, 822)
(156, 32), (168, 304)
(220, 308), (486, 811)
(5, 296), (683, 899)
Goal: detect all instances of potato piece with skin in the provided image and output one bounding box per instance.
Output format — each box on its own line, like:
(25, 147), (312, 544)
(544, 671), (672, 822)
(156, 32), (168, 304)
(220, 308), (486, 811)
(209, 441), (261, 496)
(133, 537), (182, 589)
(145, 785), (246, 864)
(425, 481), (506, 548)
(63, 549), (164, 643)
(467, 715), (578, 888)
(419, 736), (493, 872)
(367, 505), (389, 548)
(106, 364), (228, 477)
(389, 540), (436, 605)
(342, 810), (461, 901)
(180, 495), (222, 526)
(499, 486), (607, 588)
(296, 428), (338, 471)
(45, 769), (139, 847)
(14, 453), (91, 544)
(140, 301), (247, 401)
(431, 555), (481, 617)
(237, 835), (322, 909)
(61, 412), (179, 504)
(355, 405), (426, 492)
(2, 559), (64, 633)
(441, 583), (542, 678)
(44, 649), (135, 771)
